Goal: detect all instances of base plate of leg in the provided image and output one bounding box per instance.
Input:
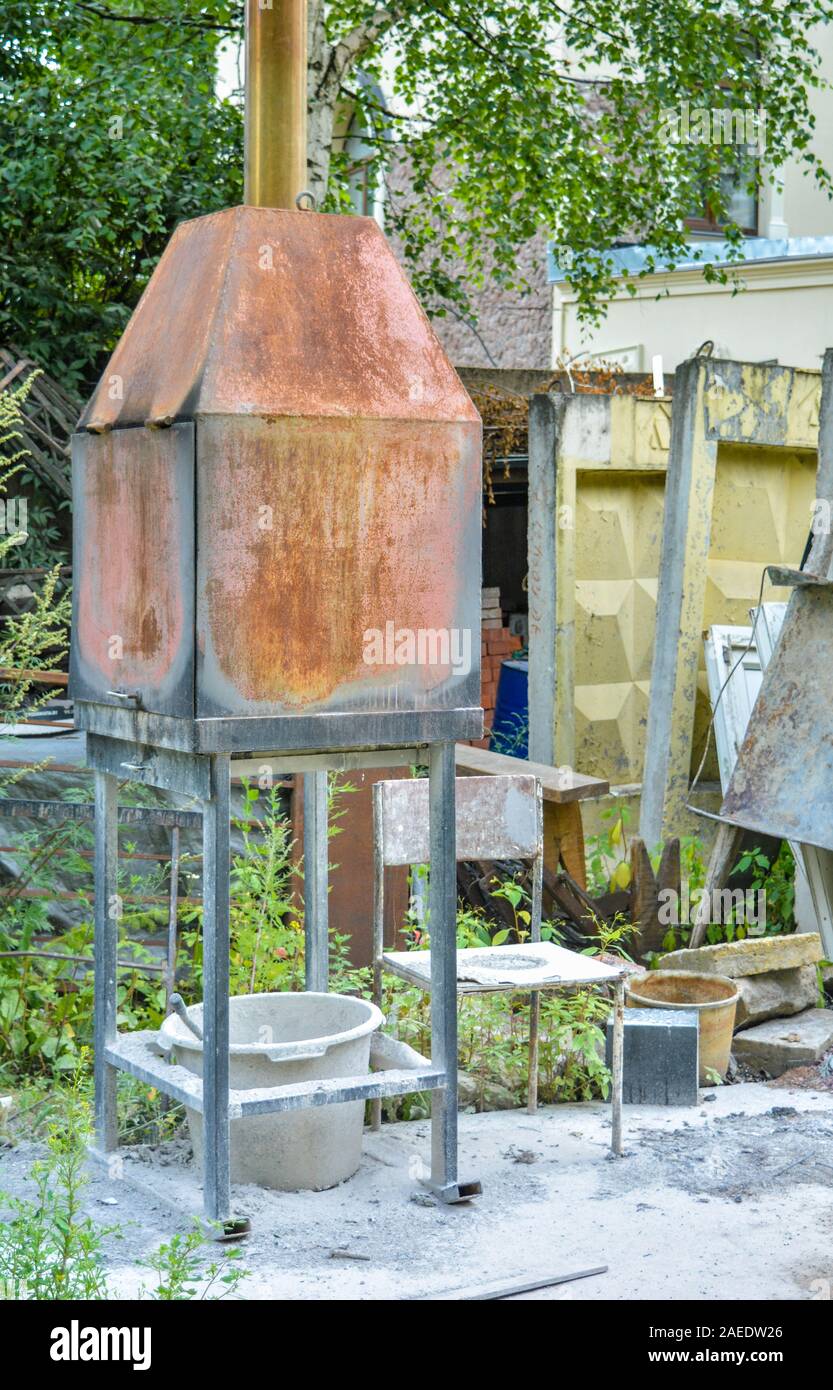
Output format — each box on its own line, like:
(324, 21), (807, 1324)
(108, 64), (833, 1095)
(86, 1142), (121, 1174)
(202, 1215), (252, 1242)
(424, 1178), (483, 1204)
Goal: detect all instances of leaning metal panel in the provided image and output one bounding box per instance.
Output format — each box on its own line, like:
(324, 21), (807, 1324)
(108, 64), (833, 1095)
(70, 424), (195, 719)
(721, 584), (833, 851)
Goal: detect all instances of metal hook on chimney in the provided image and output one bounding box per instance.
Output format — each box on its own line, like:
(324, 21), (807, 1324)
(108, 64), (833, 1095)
(295, 190), (316, 212)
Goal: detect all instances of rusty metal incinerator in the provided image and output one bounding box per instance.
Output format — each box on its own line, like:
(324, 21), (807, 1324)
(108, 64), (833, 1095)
(70, 205), (482, 751)
(72, 0), (483, 1232)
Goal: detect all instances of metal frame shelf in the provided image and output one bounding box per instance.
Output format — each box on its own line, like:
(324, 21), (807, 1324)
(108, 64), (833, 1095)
(104, 1031), (446, 1117)
(89, 733), (481, 1226)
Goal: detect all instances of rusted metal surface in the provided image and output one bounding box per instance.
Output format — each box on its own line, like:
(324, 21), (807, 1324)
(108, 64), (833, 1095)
(76, 49), (483, 1221)
(73, 206), (482, 739)
(375, 774), (541, 867)
(79, 207), (480, 433)
(290, 767), (409, 970)
(721, 585), (833, 850)
(73, 701), (484, 754)
(70, 425), (194, 718)
(196, 413), (481, 716)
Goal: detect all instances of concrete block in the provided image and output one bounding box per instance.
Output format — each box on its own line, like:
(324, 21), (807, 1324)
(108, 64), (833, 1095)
(606, 1007), (698, 1106)
(734, 964), (819, 1030)
(658, 932), (821, 980)
(732, 1008), (833, 1077)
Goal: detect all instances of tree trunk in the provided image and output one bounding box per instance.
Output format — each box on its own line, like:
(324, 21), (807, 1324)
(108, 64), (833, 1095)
(307, 2), (340, 205)
(306, 4), (395, 208)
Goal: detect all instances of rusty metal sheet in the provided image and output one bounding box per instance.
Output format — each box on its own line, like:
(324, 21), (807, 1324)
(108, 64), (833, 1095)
(79, 207), (479, 431)
(721, 585), (833, 850)
(376, 774), (540, 866)
(69, 425), (195, 718)
(195, 413), (481, 719)
(290, 768), (410, 969)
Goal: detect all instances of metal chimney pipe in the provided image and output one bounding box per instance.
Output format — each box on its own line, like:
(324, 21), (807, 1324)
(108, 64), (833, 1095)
(244, 0), (308, 210)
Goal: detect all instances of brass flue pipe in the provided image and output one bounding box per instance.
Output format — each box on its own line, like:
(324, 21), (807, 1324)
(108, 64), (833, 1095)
(244, 0), (308, 210)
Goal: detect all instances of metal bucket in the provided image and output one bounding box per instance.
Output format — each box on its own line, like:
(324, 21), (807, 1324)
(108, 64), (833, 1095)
(625, 971), (739, 1084)
(158, 992), (383, 1191)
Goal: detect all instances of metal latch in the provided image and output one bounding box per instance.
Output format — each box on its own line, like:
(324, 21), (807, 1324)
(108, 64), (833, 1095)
(105, 688), (142, 709)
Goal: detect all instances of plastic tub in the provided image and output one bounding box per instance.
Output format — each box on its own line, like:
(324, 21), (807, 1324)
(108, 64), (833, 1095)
(158, 991), (383, 1191)
(625, 971), (739, 1084)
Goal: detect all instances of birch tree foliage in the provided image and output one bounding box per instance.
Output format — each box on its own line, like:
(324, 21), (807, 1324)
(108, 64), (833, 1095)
(321, 0), (833, 318)
(2, 0), (832, 387)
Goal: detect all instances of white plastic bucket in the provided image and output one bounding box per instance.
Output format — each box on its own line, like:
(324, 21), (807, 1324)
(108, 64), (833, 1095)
(158, 991), (384, 1191)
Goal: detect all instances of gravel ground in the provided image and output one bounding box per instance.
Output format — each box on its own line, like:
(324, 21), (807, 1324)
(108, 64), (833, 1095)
(4, 1082), (833, 1300)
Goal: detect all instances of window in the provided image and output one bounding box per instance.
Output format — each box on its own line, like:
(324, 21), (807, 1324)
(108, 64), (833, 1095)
(686, 160), (759, 236)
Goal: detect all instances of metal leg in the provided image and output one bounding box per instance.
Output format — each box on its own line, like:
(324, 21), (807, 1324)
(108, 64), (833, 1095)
(304, 770), (329, 993)
(800, 845), (833, 960)
(202, 754), (231, 1225)
(611, 978), (625, 1157)
(93, 770), (118, 1158)
(527, 991), (540, 1115)
(165, 825), (180, 1013)
(427, 744), (480, 1202)
(429, 743), (457, 1195)
(370, 785), (384, 1133)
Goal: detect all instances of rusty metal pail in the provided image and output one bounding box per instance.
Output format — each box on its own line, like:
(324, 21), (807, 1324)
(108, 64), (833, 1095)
(626, 971), (739, 1084)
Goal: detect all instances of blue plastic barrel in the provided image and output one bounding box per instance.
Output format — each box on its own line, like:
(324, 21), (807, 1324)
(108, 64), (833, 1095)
(489, 659), (529, 759)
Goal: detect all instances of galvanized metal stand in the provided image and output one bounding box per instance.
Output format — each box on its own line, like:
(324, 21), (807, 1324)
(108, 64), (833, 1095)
(93, 770), (118, 1160)
(88, 735), (478, 1226)
(427, 742), (460, 1199)
(303, 769), (329, 994)
(201, 753), (231, 1221)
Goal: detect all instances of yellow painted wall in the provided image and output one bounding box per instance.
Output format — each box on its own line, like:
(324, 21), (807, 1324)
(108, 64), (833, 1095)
(556, 383), (818, 790)
(573, 473), (664, 783)
(692, 443), (817, 777)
